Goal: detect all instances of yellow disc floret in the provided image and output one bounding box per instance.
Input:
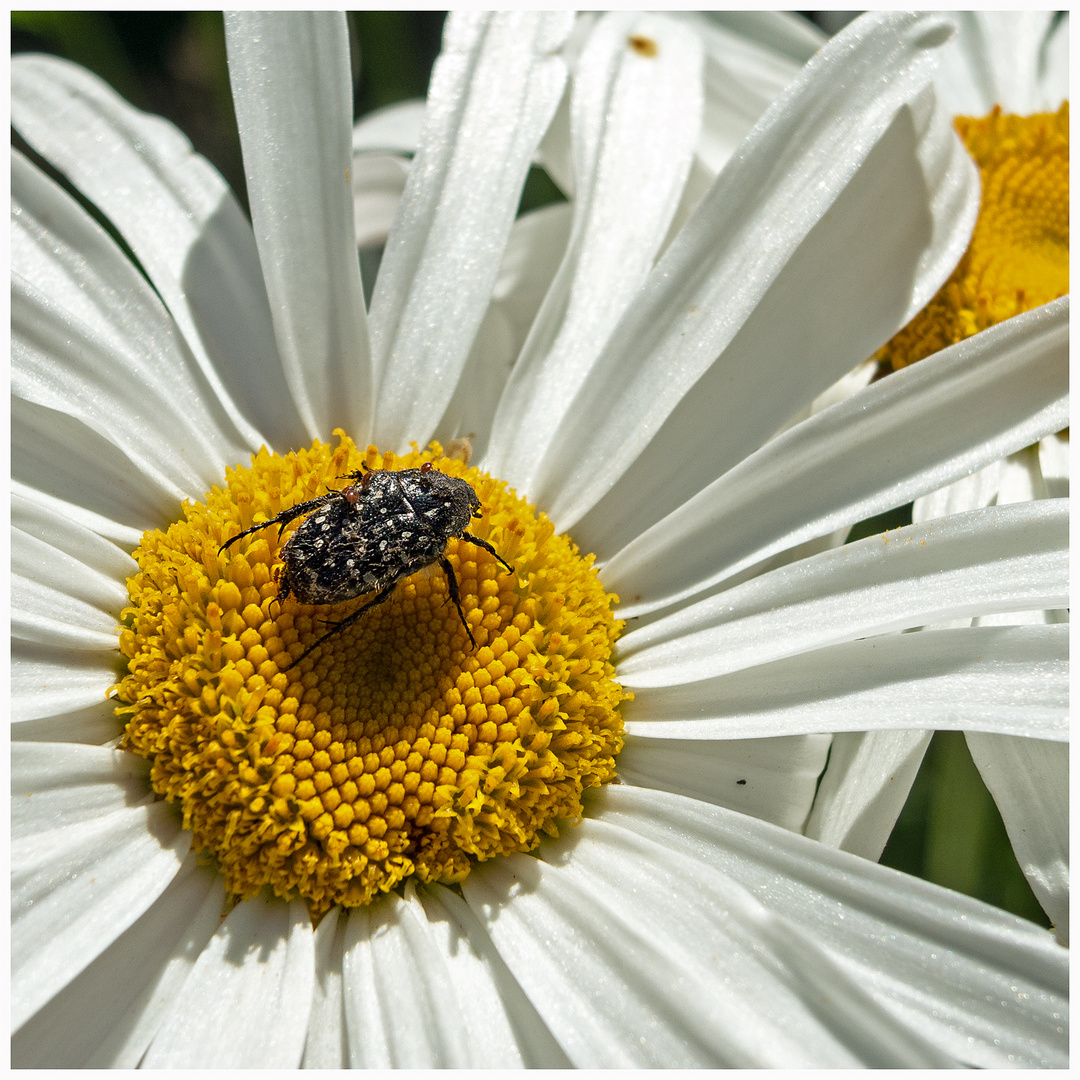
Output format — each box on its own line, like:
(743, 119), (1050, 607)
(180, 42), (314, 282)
(876, 101), (1068, 369)
(115, 433), (625, 914)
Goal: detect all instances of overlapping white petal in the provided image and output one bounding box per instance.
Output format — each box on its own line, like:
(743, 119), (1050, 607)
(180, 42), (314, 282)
(10, 53), (295, 450)
(225, 11), (372, 447)
(624, 625), (1067, 740)
(804, 730), (934, 859)
(934, 11), (1069, 115)
(525, 786), (1065, 1068)
(531, 12), (979, 540)
(605, 296), (1068, 617)
(142, 896), (314, 1067)
(370, 11), (573, 450)
(617, 500), (1067, 686)
(12, 744), (191, 1033)
(485, 12), (704, 490)
(617, 732), (830, 831)
(339, 883), (565, 1067)
(966, 734), (1069, 944)
(466, 786), (1068, 1066)
(11, 857), (225, 1067)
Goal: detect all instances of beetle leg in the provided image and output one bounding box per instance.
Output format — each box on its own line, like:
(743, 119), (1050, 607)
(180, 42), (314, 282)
(280, 583), (398, 670)
(439, 555), (476, 647)
(459, 532), (514, 576)
(218, 493), (339, 553)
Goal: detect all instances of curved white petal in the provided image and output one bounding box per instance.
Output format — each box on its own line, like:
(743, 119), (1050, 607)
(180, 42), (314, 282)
(352, 98), (426, 154)
(966, 733), (1069, 944)
(606, 297), (1068, 617)
(617, 501), (1068, 686)
(369, 11), (573, 451)
(532, 12), (979, 540)
(544, 786), (1066, 1068)
(13, 273), (243, 503)
(10, 53), (299, 450)
(352, 152), (410, 248)
(340, 883), (564, 1067)
(804, 730), (933, 858)
(617, 732), (830, 832)
(301, 908), (348, 1067)
(486, 12), (704, 490)
(12, 856), (224, 1068)
(225, 11), (372, 446)
(623, 626), (1067, 741)
(142, 896), (314, 1067)
(11, 744), (191, 1032)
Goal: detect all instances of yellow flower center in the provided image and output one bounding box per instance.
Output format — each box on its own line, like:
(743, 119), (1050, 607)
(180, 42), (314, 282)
(115, 433), (625, 914)
(876, 101), (1068, 369)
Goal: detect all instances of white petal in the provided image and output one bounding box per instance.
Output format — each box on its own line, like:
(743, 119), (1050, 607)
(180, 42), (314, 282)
(369, 11), (573, 451)
(13, 522), (129, 616)
(13, 272), (242, 503)
(142, 896), (314, 1067)
(352, 98), (426, 154)
(532, 12), (979, 538)
(340, 883), (563, 1067)
(624, 624), (1067, 743)
(12, 573), (118, 650)
(935, 11), (1057, 115)
(1039, 13), (1069, 109)
(1039, 430), (1069, 497)
(10, 54), (298, 450)
(804, 730), (933, 859)
(11, 744), (190, 1032)
(11, 640), (119, 733)
(225, 11), (373, 445)
(703, 11), (825, 64)
(12, 410), (160, 546)
(301, 908), (348, 1068)
(606, 297), (1068, 615)
(436, 202), (573, 457)
(12, 856), (224, 1067)
(351, 152), (410, 248)
(966, 733), (1069, 944)
(617, 501), (1068, 686)
(680, 12), (805, 179)
(486, 13), (704, 491)
(577, 786), (1068, 1067)
(13, 488), (136, 583)
(617, 732), (830, 832)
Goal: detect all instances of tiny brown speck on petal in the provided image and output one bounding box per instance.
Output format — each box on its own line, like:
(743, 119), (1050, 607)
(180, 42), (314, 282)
(628, 35), (658, 58)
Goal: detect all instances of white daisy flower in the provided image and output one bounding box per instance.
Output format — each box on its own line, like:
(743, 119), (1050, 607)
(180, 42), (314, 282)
(806, 10), (1069, 936)
(11, 11), (1067, 1068)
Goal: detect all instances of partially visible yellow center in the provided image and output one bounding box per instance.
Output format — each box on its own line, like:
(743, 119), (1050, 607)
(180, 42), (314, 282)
(115, 433), (625, 914)
(876, 101), (1068, 369)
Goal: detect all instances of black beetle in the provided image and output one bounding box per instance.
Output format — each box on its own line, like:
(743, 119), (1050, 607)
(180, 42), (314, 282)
(220, 462), (512, 667)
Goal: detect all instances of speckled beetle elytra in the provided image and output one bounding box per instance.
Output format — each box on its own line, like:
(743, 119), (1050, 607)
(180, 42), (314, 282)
(220, 464), (512, 668)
